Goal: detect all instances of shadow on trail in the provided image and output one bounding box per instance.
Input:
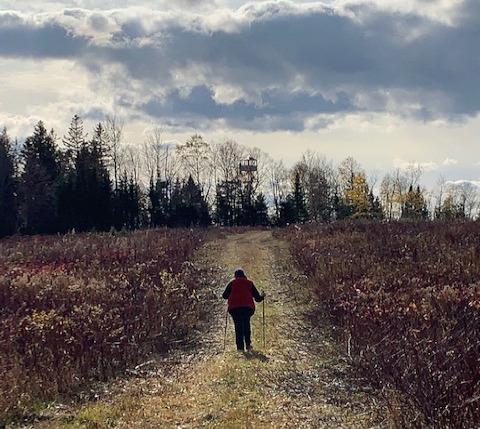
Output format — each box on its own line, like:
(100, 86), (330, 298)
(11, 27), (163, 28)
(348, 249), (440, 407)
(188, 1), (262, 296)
(244, 350), (269, 362)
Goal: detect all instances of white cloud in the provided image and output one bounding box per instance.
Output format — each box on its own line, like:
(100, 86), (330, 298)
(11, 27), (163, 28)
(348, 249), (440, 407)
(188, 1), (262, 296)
(442, 158), (459, 166)
(393, 158), (439, 172)
(393, 157), (461, 172)
(446, 179), (480, 188)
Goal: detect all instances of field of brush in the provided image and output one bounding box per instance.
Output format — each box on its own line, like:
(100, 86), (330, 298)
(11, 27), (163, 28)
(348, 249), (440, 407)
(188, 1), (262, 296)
(2, 222), (480, 427)
(0, 229), (211, 422)
(281, 221), (480, 427)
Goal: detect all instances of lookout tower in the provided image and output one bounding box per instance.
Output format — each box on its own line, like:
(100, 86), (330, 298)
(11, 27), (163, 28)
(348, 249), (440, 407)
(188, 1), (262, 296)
(239, 157), (257, 184)
(239, 157), (257, 174)
(239, 157), (258, 204)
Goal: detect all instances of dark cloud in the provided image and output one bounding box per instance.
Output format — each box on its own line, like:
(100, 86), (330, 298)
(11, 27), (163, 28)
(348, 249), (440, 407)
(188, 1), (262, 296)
(88, 13), (109, 31)
(0, 14), (87, 58)
(0, 1), (478, 130)
(136, 85), (356, 131)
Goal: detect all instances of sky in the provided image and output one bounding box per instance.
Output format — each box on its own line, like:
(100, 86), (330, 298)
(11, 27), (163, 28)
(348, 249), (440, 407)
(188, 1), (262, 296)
(0, 0), (479, 187)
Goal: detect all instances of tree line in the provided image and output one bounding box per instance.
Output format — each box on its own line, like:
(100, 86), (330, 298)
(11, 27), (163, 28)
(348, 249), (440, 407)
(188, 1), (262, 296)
(0, 116), (477, 237)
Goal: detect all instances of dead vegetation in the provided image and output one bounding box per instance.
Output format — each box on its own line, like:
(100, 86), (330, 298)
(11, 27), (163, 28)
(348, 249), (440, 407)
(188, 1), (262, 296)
(0, 229), (211, 424)
(281, 221), (480, 427)
(27, 230), (387, 429)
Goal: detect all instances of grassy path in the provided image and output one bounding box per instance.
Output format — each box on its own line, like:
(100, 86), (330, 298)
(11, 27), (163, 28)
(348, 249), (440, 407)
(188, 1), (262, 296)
(33, 230), (388, 429)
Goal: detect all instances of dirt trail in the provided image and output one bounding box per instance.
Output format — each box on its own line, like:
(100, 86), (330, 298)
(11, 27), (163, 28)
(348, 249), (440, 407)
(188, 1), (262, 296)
(35, 231), (388, 429)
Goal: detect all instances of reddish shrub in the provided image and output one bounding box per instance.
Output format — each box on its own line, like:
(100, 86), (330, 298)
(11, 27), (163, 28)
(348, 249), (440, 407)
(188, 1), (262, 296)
(0, 228), (208, 421)
(281, 221), (480, 427)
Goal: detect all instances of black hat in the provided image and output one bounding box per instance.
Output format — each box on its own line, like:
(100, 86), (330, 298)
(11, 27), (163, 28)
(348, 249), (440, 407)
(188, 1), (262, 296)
(234, 268), (246, 278)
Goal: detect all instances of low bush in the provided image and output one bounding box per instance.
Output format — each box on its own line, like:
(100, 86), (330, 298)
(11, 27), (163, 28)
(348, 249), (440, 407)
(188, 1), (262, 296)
(281, 221), (480, 427)
(0, 229), (208, 421)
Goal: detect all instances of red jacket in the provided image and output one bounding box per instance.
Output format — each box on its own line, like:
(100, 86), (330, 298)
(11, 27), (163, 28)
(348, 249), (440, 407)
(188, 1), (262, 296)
(223, 277), (264, 311)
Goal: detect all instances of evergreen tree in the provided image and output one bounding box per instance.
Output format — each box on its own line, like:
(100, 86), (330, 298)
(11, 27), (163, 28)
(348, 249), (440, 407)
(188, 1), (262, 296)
(277, 195), (296, 226)
(215, 184), (231, 226)
(148, 176), (169, 227)
(169, 178), (183, 226)
(63, 114), (86, 159)
(58, 123), (112, 232)
(332, 189), (353, 220)
(171, 176), (210, 227)
(86, 124), (112, 230)
(401, 185), (429, 220)
(402, 185), (415, 219)
(253, 193), (269, 225)
(127, 176), (143, 229)
(21, 121), (60, 234)
(0, 128), (17, 236)
(112, 172), (143, 230)
(415, 186), (429, 219)
(56, 161), (76, 232)
(292, 171), (308, 222)
(368, 190), (384, 219)
(215, 180), (240, 226)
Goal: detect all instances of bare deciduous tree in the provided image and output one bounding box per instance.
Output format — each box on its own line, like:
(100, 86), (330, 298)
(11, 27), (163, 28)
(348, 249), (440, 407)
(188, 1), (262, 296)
(105, 115), (124, 189)
(268, 159), (289, 218)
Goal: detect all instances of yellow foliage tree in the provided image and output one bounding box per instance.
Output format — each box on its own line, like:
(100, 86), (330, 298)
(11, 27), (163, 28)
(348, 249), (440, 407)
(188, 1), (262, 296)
(345, 172), (370, 214)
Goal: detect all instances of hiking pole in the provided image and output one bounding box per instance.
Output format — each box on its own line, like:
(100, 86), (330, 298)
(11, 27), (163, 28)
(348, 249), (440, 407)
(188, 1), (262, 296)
(262, 298), (266, 349)
(223, 309), (228, 351)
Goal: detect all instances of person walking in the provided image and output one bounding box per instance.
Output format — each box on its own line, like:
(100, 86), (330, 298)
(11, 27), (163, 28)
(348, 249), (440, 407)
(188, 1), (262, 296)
(222, 268), (265, 352)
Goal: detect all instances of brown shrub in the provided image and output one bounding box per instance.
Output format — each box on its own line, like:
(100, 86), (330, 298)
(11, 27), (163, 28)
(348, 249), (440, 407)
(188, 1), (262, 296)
(281, 221), (480, 427)
(0, 228), (208, 421)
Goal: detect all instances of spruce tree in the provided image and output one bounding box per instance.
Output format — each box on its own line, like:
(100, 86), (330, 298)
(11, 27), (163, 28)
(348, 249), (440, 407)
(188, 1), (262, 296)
(401, 185), (416, 219)
(278, 195), (296, 226)
(215, 180), (240, 226)
(332, 189), (353, 220)
(292, 171), (308, 223)
(148, 176), (167, 227)
(368, 190), (383, 219)
(57, 123), (112, 232)
(89, 124), (113, 230)
(182, 175), (210, 226)
(253, 193), (269, 226)
(170, 176), (210, 227)
(127, 176), (142, 229)
(415, 186), (429, 219)
(0, 128), (17, 236)
(112, 173), (143, 230)
(63, 115), (86, 159)
(21, 121), (60, 234)
(402, 185), (429, 220)
(239, 191), (256, 226)
(215, 182), (230, 226)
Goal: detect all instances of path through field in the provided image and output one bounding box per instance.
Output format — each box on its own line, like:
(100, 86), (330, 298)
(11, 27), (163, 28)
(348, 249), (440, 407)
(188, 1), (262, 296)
(36, 231), (387, 429)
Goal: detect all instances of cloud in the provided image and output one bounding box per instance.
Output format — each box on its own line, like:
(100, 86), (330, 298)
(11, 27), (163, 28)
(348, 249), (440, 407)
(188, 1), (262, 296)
(442, 158), (459, 166)
(393, 158), (439, 171)
(134, 85), (356, 131)
(446, 179), (480, 188)
(0, 0), (479, 131)
(394, 157), (463, 171)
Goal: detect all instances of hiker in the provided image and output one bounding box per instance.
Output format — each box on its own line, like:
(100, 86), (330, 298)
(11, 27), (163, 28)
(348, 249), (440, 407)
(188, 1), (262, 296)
(222, 268), (265, 352)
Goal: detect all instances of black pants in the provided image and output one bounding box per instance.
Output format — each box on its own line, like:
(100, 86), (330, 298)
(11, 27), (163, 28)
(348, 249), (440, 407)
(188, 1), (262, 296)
(229, 307), (254, 351)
